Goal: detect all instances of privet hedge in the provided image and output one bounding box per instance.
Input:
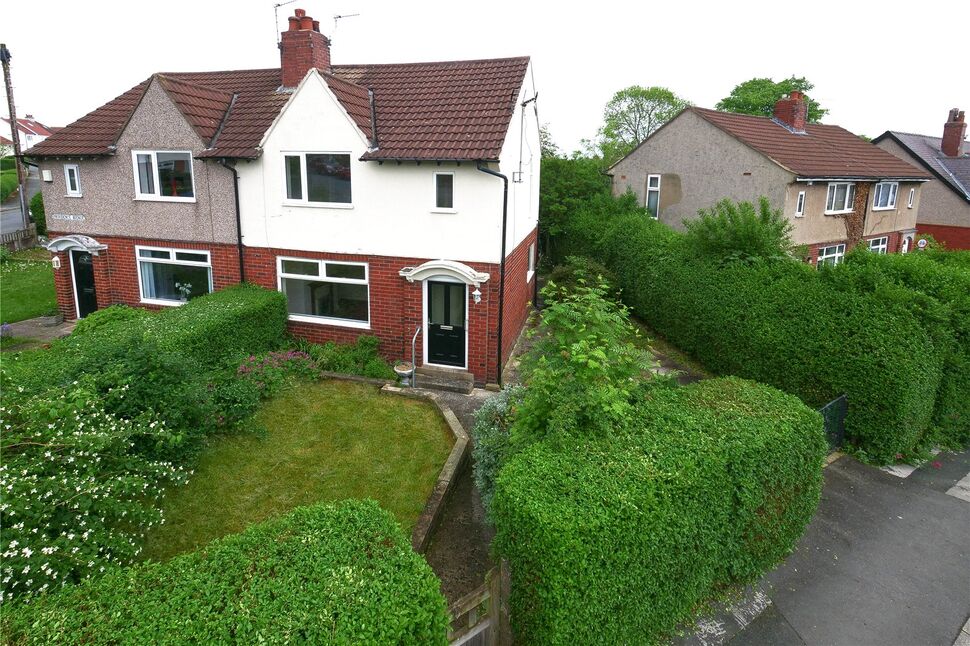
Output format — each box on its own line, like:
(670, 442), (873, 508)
(562, 205), (948, 462)
(492, 377), (825, 644)
(1, 500), (449, 645)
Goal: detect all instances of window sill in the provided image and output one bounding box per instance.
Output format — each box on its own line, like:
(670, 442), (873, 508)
(824, 209), (854, 215)
(64, 194), (83, 199)
(794, 213), (804, 218)
(287, 313), (370, 329)
(872, 206), (896, 212)
(134, 196), (197, 204)
(140, 298), (187, 307)
(431, 208), (457, 214)
(282, 201), (354, 210)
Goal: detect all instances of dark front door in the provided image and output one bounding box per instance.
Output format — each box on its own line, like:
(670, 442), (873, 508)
(71, 250), (98, 318)
(428, 280), (466, 367)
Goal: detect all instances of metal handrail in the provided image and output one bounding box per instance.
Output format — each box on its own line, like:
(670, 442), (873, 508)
(411, 326), (421, 388)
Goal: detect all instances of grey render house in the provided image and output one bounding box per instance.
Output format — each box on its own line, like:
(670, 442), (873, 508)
(609, 92), (931, 265)
(873, 108), (970, 250)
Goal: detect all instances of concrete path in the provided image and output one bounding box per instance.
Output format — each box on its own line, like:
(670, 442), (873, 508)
(729, 450), (970, 646)
(1, 315), (75, 350)
(1, 166), (41, 234)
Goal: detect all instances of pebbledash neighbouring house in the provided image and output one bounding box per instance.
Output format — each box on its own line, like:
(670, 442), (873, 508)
(25, 8), (540, 387)
(609, 92), (933, 265)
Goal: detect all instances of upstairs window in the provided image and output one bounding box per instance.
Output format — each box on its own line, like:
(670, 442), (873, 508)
(434, 172), (454, 210)
(132, 151), (195, 201)
(795, 190), (805, 217)
(646, 175), (661, 219)
(872, 182), (898, 210)
(908, 187), (915, 208)
(825, 182), (855, 214)
(868, 237), (889, 254)
(817, 243), (846, 266)
(64, 164), (81, 197)
(283, 152), (352, 206)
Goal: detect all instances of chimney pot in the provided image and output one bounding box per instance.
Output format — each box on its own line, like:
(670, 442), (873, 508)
(287, 16), (299, 30)
(294, 8), (306, 18)
(280, 9), (332, 87)
(312, 19), (320, 31)
(300, 15), (314, 30)
(941, 107), (967, 157)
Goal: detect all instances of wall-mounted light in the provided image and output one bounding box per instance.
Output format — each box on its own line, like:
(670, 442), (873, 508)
(51, 256), (61, 270)
(472, 287), (482, 304)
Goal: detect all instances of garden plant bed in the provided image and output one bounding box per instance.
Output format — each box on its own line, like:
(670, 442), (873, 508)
(0, 248), (56, 324)
(141, 378), (454, 561)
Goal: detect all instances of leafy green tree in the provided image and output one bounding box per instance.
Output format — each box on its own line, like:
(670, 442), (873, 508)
(538, 123), (561, 159)
(595, 86), (690, 165)
(716, 76), (827, 123)
(539, 157), (611, 260)
(684, 196), (795, 264)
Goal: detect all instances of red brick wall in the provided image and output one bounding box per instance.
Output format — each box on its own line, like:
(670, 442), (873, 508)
(917, 224), (970, 250)
(501, 228), (538, 367)
(48, 232), (241, 321)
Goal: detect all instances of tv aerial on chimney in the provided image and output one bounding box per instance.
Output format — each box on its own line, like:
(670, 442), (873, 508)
(273, 0), (299, 46)
(332, 13), (360, 30)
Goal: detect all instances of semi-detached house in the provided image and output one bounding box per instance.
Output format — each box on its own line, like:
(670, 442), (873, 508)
(26, 8), (540, 386)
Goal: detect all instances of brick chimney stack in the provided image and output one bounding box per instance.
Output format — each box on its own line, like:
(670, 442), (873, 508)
(280, 8), (331, 88)
(941, 108), (966, 157)
(773, 91), (808, 134)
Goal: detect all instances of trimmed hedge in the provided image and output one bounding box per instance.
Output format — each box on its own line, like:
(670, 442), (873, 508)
(1, 500), (449, 645)
(562, 205), (946, 462)
(492, 377), (825, 644)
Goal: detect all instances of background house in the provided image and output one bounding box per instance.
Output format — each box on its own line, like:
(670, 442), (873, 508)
(873, 109), (970, 250)
(26, 8), (539, 387)
(609, 93), (931, 264)
(1, 115), (54, 151)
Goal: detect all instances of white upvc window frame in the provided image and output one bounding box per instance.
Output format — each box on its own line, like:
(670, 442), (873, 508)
(872, 182), (898, 210)
(817, 243), (847, 266)
(281, 151), (354, 209)
(824, 182), (856, 214)
(135, 245), (213, 306)
(131, 150), (196, 203)
(63, 163), (82, 197)
(868, 236), (889, 254)
(795, 190), (805, 217)
(907, 187), (915, 209)
(432, 171), (456, 213)
(646, 174), (661, 219)
(527, 242), (536, 282)
(276, 256), (370, 329)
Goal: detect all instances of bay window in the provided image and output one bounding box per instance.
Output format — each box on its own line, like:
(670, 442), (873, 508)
(137, 246), (212, 304)
(283, 152), (352, 206)
(132, 151), (195, 201)
(825, 182), (855, 214)
(278, 257), (369, 326)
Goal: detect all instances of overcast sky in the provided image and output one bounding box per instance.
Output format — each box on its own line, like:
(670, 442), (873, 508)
(4, 0), (967, 152)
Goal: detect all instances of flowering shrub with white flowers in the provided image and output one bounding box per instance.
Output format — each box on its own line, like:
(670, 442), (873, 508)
(0, 384), (189, 601)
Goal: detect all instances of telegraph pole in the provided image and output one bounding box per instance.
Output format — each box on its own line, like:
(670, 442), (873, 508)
(1, 43), (30, 231)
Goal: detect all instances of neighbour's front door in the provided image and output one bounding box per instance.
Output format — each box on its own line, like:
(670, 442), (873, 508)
(70, 250), (98, 318)
(427, 280), (466, 367)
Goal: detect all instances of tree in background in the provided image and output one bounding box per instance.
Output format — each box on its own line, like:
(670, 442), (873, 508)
(594, 86), (690, 165)
(539, 157), (612, 260)
(716, 77), (827, 123)
(539, 123), (561, 159)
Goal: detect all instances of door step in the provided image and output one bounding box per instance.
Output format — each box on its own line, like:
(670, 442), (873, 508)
(415, 365), (475, 394)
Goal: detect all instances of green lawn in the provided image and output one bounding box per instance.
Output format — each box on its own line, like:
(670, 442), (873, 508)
(0, 250), (57, 323)
(0, 168), (17, 201)
(141, 379), (454, 561)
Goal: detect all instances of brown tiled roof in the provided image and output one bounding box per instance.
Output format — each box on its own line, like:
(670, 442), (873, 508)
(692, 107), (931, 180)
(23, 80), (150, 156)
(337, 57), (530, 160)
(156, 75), (235, 144)
(25, 56), (529, 161)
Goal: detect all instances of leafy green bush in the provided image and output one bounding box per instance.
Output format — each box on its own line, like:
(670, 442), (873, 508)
(0, 383), (189, 600)
(560, 202), (945, 462)
(492, 377), (825, 645)
(471, 385), (524, 521)
(684, 196), (795, 264)
(29, 191), (46, 236)
(71, 304), (152, 336)
(540, 157), (612, 262)
(301, 334), (396, 379)
(0, 156), (15, 170)
(2, 500), (449, 644)
(0, 168), (17, 201)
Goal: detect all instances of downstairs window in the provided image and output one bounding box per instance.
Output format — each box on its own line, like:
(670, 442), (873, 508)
(278, 257), (369, 326)
(137, 247), (212, 304)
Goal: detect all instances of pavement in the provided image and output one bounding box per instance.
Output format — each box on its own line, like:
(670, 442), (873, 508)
(1, 165), (41, 234)
(718, 449), (970, 646)
(1, 315), (75, 350)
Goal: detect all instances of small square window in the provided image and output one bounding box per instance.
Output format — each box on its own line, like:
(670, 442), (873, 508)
(280, 259), (319, 276)
(434, 173), (454, 210)
(795, 190), (805, 217)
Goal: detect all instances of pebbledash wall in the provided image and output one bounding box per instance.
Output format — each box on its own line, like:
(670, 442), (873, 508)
(50, 230), (536, 385)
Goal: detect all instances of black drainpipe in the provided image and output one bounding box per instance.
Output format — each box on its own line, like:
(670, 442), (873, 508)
(217, 159), (246, 283)
(476, 161), (509, 387)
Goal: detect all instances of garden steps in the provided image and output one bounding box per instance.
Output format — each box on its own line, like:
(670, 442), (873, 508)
(414, 365), (475, 394)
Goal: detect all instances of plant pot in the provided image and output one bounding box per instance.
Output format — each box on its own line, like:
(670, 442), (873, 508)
(394, 362), (415, 386)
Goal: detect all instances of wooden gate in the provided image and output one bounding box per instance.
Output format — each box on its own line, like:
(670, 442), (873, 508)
(448, 563), (511, 645)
